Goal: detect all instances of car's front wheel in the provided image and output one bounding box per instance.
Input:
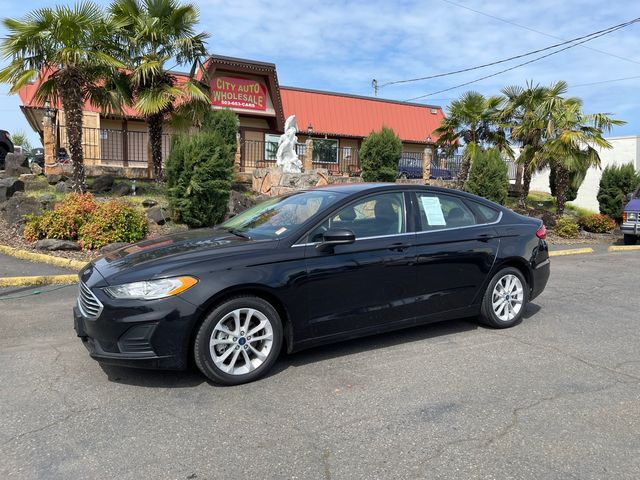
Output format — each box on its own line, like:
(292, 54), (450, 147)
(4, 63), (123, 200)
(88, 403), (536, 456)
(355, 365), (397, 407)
(478, 267), (529, 328)
(194, 296), (283, 385)
(623, 234), (637, 245)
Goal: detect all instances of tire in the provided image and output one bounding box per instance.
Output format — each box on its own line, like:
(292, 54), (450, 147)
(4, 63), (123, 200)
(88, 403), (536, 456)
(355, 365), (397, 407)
(194, 296), (283, 385)
(623, 234), (637, 245)
(478, 267), (529, 329)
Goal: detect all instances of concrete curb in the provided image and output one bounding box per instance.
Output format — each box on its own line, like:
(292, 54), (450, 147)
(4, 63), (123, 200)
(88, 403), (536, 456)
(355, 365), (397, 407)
(548, 247), (594, 257)
(608, 245), (640, 252)
(0, 245), (86, 271)
(0, 274), (78, 287)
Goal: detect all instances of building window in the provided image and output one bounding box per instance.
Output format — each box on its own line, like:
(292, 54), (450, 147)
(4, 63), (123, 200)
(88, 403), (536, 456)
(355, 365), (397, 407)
(265, 133), (280, 161)
(312, 138), (339, 163)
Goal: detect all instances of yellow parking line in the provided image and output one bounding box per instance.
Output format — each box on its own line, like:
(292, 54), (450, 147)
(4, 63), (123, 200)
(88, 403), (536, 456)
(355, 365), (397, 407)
(608, 245), (640, 252)
(0, 245), (86, 271)
(549, 247), (594, 257)
(0, 275), (78, 287)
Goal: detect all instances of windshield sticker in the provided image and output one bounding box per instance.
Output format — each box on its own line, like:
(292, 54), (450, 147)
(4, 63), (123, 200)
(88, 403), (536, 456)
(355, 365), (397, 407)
(275, 227), (287, 236)
(420, 196), (447, 226)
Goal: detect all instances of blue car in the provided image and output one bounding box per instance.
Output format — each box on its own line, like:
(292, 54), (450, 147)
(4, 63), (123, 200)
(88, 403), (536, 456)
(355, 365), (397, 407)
(397, 156), (453, 180)
(621, 186), (640, 245)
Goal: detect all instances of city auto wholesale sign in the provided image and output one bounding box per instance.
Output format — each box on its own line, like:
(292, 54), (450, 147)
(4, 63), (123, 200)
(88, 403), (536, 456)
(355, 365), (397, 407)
(211, 76), (267, 111)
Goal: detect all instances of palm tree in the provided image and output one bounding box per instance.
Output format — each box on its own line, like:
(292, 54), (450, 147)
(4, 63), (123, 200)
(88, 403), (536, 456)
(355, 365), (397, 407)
(0, 3), (123, 192)
(110, 0), (210, 182)
(434, 91), (511, 189)
(541, 98), (624, 215)
(501, 81), (566, 207)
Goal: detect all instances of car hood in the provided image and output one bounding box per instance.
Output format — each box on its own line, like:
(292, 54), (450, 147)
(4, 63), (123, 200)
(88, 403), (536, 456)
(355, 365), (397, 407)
(90, 227), (277, 284)
(624, 199), (640, 211)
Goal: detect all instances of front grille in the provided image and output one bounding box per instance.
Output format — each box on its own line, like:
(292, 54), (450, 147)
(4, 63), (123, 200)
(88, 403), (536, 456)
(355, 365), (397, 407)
(77, 282), (104, 319)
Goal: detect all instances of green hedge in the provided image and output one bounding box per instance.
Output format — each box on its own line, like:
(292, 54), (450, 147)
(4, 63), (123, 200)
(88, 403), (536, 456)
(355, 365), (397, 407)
(464, 148), (509, 205)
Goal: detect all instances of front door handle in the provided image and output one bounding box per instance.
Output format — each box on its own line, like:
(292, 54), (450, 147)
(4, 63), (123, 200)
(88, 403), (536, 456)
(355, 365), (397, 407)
(389, 243), (411, 252)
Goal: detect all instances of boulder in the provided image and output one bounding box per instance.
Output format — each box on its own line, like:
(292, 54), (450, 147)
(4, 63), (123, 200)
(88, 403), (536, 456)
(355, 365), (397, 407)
(38, 194), (55, 210)
(47, 174), (67, 185)
(35, 239), (81, 251)
(0, 177), (25, 202)
(112, 183), (131, 196)
(90, 174), (115, 193)
(4, 153), (30, 176)
(227, 190), (267, 217)
(31, 163), (43, 176)
(19, 173), (37, 182)
(146, 205), (167, 225)
(2, 194), (42, 227)
(55, 181), (71, 194)
(99, 242), (129, 254)
(141, 198), (158, 208)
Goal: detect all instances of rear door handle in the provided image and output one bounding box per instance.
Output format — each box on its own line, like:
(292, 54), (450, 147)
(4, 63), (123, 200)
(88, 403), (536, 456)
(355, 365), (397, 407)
(476, 233), (496, 241)
(389, 243), (411, 251)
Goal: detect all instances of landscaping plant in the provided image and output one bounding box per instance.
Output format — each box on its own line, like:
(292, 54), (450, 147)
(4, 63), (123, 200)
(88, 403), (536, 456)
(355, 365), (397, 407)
(579, 214), (616, 234)
(554, 216), (580, 238)
(78, 200), (148, 250)
(166, 110), (237, 227)
(596, 163), (640, 222)
(24, 192), (147, 250)
(464, 148), (509, 205)
(359, 127), (403, 182)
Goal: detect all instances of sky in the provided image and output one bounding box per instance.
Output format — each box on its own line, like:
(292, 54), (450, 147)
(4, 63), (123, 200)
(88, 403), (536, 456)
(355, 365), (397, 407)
(1, 0), (640, 147)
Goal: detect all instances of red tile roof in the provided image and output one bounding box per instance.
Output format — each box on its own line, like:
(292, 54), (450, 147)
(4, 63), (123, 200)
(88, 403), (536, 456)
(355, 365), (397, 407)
(280, 87), (444, 143)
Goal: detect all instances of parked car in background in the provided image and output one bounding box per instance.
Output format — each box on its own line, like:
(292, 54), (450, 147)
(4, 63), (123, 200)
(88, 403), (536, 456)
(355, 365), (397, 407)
(0, 130), (14, 169)
(74, 184), (550, 385)
(30, 148), (45, 169)
(397, 155), (454, 180)
(621, 186), (640, 245)
(429, 166), (454, 180)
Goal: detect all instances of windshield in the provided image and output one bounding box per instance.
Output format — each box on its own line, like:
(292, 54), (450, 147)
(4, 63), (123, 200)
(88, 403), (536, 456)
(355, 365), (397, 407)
(221, 190), (346, 240)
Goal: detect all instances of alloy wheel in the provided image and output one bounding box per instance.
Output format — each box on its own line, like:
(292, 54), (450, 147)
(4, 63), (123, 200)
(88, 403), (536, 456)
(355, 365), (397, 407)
(491, 274), (523, 322)
(209, 308), (274, 375)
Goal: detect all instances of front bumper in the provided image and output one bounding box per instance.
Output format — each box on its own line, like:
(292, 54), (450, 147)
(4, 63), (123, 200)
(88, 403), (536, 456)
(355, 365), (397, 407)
(73, 287), (203, 371)
(621, 220), (639, 236)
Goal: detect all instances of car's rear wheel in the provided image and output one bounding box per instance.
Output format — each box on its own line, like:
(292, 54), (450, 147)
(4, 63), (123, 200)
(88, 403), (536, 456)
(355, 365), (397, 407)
(194, 296), (283, 385)
(478, 267), (528, 328)
(623, 234), (637, 245)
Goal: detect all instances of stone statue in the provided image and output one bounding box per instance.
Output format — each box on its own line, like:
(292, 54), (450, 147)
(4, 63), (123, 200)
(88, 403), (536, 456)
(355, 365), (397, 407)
(276, 115), (302, 173)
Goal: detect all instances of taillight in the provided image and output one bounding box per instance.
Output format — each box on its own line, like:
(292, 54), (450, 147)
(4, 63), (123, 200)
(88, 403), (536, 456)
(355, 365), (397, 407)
(536, 224), (547, 240)
(623, 212), (627, 223)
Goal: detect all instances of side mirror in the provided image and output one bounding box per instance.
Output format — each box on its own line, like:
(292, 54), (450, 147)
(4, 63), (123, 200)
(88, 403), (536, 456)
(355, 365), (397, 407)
(316, 228), (355, 252)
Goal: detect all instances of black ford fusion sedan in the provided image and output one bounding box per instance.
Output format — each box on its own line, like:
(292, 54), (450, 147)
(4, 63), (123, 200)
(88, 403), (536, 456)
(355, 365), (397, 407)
(74, 184), (550, 385)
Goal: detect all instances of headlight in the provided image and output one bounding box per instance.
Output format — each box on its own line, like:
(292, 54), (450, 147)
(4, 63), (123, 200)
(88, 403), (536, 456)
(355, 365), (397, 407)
(104, 276), (198, 300)
(627, 212), (637, 221)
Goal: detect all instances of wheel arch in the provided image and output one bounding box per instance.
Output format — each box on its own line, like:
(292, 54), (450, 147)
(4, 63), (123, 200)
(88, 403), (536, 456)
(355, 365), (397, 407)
(493, 257), (533, 293)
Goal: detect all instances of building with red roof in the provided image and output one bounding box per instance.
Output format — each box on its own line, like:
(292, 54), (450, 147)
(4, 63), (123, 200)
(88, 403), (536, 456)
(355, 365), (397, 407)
(18, 55), (444, 176)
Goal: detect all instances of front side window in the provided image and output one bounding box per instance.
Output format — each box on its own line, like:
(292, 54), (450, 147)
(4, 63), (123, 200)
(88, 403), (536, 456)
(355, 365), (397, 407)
(415, 193), (477, 230)
(222, 191), (346, 240)
(308, 192), (405, 242)
(312, 138), (339, 163)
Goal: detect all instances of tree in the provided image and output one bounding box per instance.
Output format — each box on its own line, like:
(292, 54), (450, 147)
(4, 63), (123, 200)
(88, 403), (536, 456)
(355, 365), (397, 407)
(501, 81), (565, 207)
(166, 109), (237, 227)
(359, 127), (402, 182)
(597, 164), (640, 222)
(11, 131), (34, 152)
(541, 98), (624, 215)
(464, 148), (509, 204)
(110, 0), (210, 182)
(434, 91), (511, 189)
(549, 162), (587, 203)
(0, 3), (123, 192)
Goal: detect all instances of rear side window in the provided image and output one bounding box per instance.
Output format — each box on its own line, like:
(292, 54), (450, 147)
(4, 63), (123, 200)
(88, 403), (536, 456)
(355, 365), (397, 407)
(415, 192), (476, 230)
(473, 202), (500, 223)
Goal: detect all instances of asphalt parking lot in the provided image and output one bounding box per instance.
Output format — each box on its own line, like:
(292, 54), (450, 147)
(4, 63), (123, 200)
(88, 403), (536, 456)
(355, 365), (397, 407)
(1, 251), (639, 480)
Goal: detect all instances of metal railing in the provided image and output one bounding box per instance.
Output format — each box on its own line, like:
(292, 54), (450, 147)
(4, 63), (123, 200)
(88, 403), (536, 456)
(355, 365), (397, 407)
(57, 125), (173, 168)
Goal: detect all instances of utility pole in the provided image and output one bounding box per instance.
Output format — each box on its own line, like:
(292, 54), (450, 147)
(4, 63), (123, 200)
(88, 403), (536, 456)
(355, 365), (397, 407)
(371, 79), (378, 97)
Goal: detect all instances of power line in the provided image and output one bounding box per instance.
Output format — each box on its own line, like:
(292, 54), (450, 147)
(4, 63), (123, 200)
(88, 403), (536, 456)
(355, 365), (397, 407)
(384, 16), (640, 88)
(569, 75), (640, 89)
(439, 0), (640, 66)
(404, 19), (639, 102)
